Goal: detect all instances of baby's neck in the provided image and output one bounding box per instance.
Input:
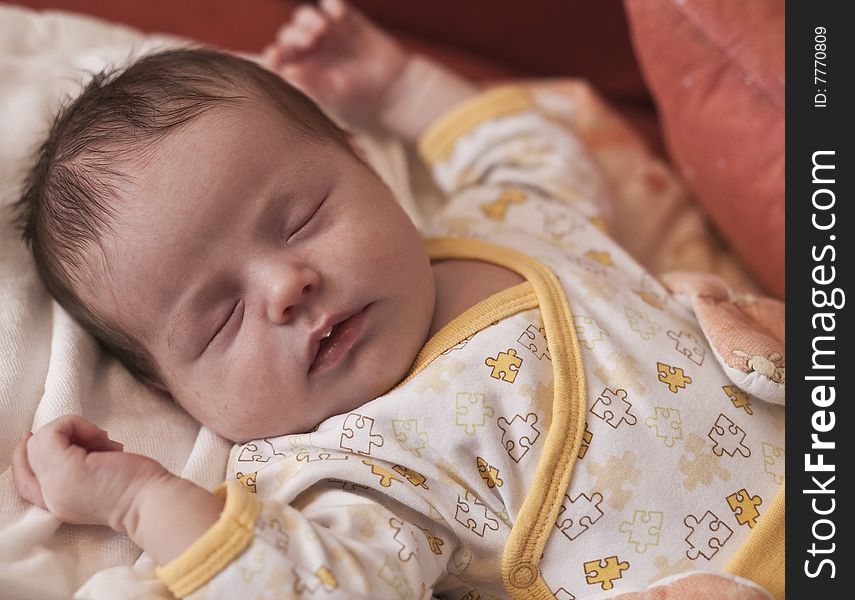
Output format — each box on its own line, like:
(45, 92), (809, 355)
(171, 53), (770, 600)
(428, 259), (526, 338)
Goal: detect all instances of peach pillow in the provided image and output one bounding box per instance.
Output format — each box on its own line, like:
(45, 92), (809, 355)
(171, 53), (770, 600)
(624, 0), (784, 298)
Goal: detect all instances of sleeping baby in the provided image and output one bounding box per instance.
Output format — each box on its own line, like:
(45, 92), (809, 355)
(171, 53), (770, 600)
(11, 0), (784, 598)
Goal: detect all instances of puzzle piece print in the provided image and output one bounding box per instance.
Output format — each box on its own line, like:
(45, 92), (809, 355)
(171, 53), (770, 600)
(293, 564), (339, 594)
(346, 504), (380, 538)
(625, 306), (661, 341)
(340, 414), (384, 456)
(619, 510), (663, 553)
(578, 424), (593, 459)
(762, 442), (785, 484)
(722, 385), (753, 415)
(438, 216), (481, 239)
(476, 457), (504, 488)
(294, 446), (348, 463)
(684, 511), (733, 560)
(413, 359), (466, 395)
(236, 439), (286, 464)
(667, 330), (706, 366)
(454, 491), (500, 537)
(589, 216), (609, 233)
(517, 324), (551, 360)
(656, 362), (692, 393)
(591, 387), (638, 429)
(678, 433), (731, 491)
(236, 546), (265, 583)
(235, 471), (258, 493)
(449, 545), (472, 575)
(497, 412), (541, 462)
(362, 460), (403, 488)
(727, 489), (763, 528)
(378, 557), (413, 600)
(574, 255), (611, 278)
(541, 205), (584, 241)
(455, 392), (494, 436)
(595, 352), (646, 395)
(389, 518), (418, 562)
(519, 381), (553, 405)
(584, 556), (630, 590)
(634, 274), (668, 310)
(480, 188), (527, 221)
(586, 451), (641, 511)
(392, 464), (429, 489)
(708, 414), (751, 458)
(634, 289), (664, 310)
(440, 336), (471, 355)
(573, 315), (609, 350)
(392, 419), (429, 457)
(328, 478), (370, 493)
(418, 526), (445, 555)
(485, 348), (523, 383)
(581, 273), (620, 304)
(645, 406), (684, 448)
(285, 433), (316, 454)
(556, 491), (604, 541)
(585, 249), (614, 266)
(495, 509), (511, 527)
(256, 514), (290, 553)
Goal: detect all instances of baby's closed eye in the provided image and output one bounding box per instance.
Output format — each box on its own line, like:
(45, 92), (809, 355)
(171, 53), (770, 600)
(207, 298), (244, 349)
(285, 192), (328, 244)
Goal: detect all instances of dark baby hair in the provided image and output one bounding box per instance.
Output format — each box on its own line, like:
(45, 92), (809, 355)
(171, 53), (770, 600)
(14, 47), (350, 389)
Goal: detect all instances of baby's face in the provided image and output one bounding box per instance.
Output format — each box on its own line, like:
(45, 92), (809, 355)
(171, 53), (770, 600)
(86, 102), (435, 442)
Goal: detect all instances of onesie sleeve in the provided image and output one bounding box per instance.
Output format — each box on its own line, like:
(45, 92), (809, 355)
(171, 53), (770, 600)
(156, 480), (450, 599)
(417, 85), (612, 224)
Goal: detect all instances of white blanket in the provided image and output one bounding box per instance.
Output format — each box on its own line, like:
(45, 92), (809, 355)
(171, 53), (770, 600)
(0, 4), (434, 598)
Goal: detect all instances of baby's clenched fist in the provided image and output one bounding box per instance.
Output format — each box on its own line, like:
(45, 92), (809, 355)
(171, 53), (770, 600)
(12, 415), (171, 535)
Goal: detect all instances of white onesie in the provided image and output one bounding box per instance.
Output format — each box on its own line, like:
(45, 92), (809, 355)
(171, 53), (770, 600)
(156, 87), (785, 600)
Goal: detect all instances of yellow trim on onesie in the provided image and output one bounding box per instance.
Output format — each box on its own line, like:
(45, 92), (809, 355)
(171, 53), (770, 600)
(395, 280), (537, 388)
(156, 480), (260, 598)
(418, 86), (534, 166)
(725, 483), (785, 600)
(422, 237), (587, 599)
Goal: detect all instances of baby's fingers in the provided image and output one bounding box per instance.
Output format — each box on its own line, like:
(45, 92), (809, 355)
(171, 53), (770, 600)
(28, 415), (120, 472)
(11, 432), (47, 509)
(319, 0), (348, 22)
(61, 415), (121, 452)
(293, 4), (327, 38)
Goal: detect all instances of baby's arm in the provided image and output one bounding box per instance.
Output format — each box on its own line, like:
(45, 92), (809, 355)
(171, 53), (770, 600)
(263, 0), (477, 141)
(13, 416), (449, 597)
(12, 415), (224, 566)
(265, 0), (611, 222)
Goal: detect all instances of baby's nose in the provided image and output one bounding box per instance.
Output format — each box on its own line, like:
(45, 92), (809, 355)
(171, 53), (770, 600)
(262, 264), (321, 325)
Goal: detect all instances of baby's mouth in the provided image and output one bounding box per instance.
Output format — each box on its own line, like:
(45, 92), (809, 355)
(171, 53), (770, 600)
(308, 305), (370, 374)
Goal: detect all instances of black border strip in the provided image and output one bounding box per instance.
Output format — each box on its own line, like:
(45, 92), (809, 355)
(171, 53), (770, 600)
(787, 1), (853, 595)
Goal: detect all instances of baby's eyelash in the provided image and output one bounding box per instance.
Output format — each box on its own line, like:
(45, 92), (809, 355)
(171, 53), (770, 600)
(211, 300), (241, 343)
(287, 195), (327, 242)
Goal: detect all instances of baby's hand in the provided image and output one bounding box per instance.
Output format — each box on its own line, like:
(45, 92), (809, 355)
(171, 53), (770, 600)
(12, 415), (170, 534)
(263, 0), (408, 127)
